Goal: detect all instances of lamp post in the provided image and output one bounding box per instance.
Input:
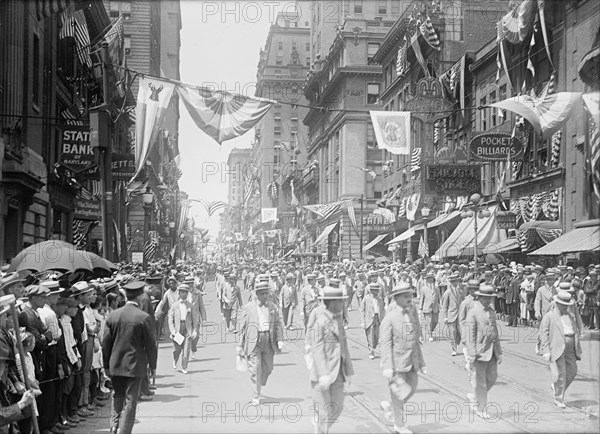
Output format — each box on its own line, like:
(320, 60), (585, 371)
(359, 194), (364, 259)
(179, 233), (185, 260)
(142, 187), (154, 270)
(339, 224), (344, 262)
(460, 193), (491, 274)
(421, 206), (430, 262)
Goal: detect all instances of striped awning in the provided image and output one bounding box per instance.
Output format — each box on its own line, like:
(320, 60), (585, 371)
(314, 222), (339, 245)
(386, 224), (424, 245)
(362, 234), (389, 252)
(483, 238), (520, 254)
(427, 211), (460, 229)
(529, 220), (600, 255)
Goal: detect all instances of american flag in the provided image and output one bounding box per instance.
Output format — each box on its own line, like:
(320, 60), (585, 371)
(144, 231), (159, 261)
(59, 8), (92, 67)
(290, 180), (299, 207)
(410, 148), (422, 172)
(590, 115), (600, 202)
(303, 200), (345, 221)
(178, 201), (191, 236)
(418, 235), (429, 258)
(60, 102), (85, 125)
(206, 200), (226, 217)
(36, 0), (75, 20)
(419, 16), (440, 50)
(72, 218), (94, 249)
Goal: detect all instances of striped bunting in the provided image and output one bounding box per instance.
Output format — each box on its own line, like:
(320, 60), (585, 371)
(144, 231), (159, 261)
(418, 235), (429, 258)
(303, 200), (347, 221)
(36, 0), (75, 20)
(419, 16), (440, 50)
(347, 203), (359, 236)
(206, 200), (226, 217)
(396, 36), (410, 77)
(178, 202), (191, 235)
(177, 85), (274, 144)
(582, 92), (600, 202)
(72, 218), (94, 249)
(410, 148), (422, 172)
(60, 102), (85, 125)
(59, 8), (92, 67)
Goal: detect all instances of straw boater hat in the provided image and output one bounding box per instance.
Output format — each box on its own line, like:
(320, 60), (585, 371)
(254, 281), (270, 292)
(318, 286), (347, 300)
(70, 281), (94, 297)
(368, 282), (380, 292)
(474, 284), (496, 297)
(390, 282), (412, 297)
(554, 290), (574, 306)
(177, 284), (190, 293)
(328, 278), (341, 288)
(40, 280), (64, 295)
(467, 279), (480, 290)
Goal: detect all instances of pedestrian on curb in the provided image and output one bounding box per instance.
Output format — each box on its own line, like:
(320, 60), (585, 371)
(102, 280), (157, 434)
(464, 284), (502, 420)
(441, 272), (465, 357)
(539, 290), (582, 408)
(167, 284), (197, 374)
(360, 282), (385, 360)
(237, 281), (283, 405)
(380, 282), (426, 434)
(308, 285), (354, 434)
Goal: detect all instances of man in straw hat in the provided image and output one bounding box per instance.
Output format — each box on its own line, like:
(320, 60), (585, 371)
(539, 290), (582, 408)
(379, 282), (426, 434)
(459, 280), (480, 373)
(237, 281), (284, 406)
(299, 273), (320, 331)
(464, 284), (503, 419)
(441, 272), (465, 357)
(167, 284), (197, 374)
(418, 272), (441, 342)
(360, 282), (385, 360)
(102, 280), (157, 434)
(308, 283), (354, 434)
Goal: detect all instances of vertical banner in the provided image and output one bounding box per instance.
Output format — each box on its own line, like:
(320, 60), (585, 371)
(132, 77), (175, 182)
(261, 207), (277, 223)
(369, 111), (411, 155)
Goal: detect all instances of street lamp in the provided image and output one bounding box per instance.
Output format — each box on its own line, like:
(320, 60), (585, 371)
(179, 233), (185, 260)
(142, 187), (153, 270)
(421, 206), (430, 261)
(460, 193), (491, 274)
(339, 224), (344, 262)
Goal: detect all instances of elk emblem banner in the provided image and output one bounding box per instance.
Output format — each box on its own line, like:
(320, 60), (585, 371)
(369, 111), (411, 155)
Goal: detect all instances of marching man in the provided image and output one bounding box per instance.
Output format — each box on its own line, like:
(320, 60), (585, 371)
(539, 290), (582, 408)
(299, 274), (320, 331)
(441, 272), (465, 356)
(380, 282), (426, 434)
(308, 284), (354, 434)
(360, 282), (385, 360)
(280, 273), (297, 330)
(464, 284), (502, 419)
(237, 281), (284, 405)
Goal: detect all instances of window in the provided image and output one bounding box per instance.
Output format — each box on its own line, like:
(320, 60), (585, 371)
(367, 83), (380, 104)
(445, 4), (464, 42)
(285, 20), (290, 27)
(291, 126), (298, 134)
(274, 141), (280, 149)
(33, 34), (40, 106)
(57, 36), (75, 77)
(378, 0), (387, 14)
(124, 35), (131, 55)
(489, 90), (497, 127)
(367, 43), (380, 62)
(306, 42), (310, 51)
(109, 9), (119, 18)
(374, 191), (382, 199)
(276, 56), (283, 65)
(343, 0), (350, 14)
(354, 0), (363, 14)
(274, 69), (281, 75)
(291, 112), (298, 121)
(499, 84), (507, 122)
(278, 41), (283, 50)
(305, 21), (309, 26)
(306, 57), (311, 66)
(291, 70), (298, 78)
(392, 0), (400, 14)
(480, 96), (487, 130)
(274, 126), (281, 136)
(274, 112), (281, 120)
(292, 41), (297, 49)
(367, 122), (376, 148)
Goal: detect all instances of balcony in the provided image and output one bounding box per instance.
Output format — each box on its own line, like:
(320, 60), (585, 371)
(303, 167), (319, 190)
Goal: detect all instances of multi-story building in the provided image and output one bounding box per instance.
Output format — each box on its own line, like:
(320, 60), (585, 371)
(225, 148), (252, 241)
(301, 0), (407, 260)
(251, 11), (311, 257)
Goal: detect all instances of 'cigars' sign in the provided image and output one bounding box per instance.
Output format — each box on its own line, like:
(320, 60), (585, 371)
(469, 132), (523, 162)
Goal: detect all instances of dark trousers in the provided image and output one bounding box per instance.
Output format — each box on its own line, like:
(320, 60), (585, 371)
(507, 303), (519, 326)
(68, 367), (82, 416)
(39, 345), (58, 430)
(110, 376), (143, 434)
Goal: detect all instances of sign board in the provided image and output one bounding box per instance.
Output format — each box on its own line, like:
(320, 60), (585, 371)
(111, 153), (136, 181)
(469, 132), (524, 162)
(496, 211), (517, 230)
(131, 252), (143, 263)
(363, 213), (390, 232)
(74, 199), (101, 220)
(60, 126), (95, 172)
(403, 77), (453, 123)
(424, 165), (481, 196)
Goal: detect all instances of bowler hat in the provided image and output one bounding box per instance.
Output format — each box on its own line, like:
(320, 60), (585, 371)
(390, 282), (412, 297)
(554, 290), (574, 305)
(474, 284), (496, 298)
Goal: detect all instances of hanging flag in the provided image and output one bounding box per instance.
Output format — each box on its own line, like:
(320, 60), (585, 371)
(261, 208), (277, 223)
(288, 228), (299, 244)
(206, 200), (226, 217)
(410, 148), (422, 172)
(178, 201), (191, 236)
(59, 8), (92, 67)
(369, 111), (411, 155)
(36, 0), (76, 20)
(419, 16), (440, 50)
(72, 219), (95, 249)
(60, 102), (85, 126)
(496, 0), (537, 45)
(410, 32), (429, 76)
(144, 231), (159, 261)
(418, 235), (429, 258)
(102, 16), (127, 97)
(303, 201), (345, 221)
(347, 202), (359, 237)
(113, 219), (121, 258)
(373, 208), (395, 224)
(396, 36), (410, 77)
(132, 77), (176, 182)
(405, 193), (421, 221)
(177, 84), (274, 144)
(290, 180), (299, 207)
(490, 91), (581, 138)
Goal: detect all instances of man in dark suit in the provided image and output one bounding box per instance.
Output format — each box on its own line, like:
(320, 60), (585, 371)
(506, 268), (523, 326)
(102, 280), (157, 434)
(237, 281), (283, 405)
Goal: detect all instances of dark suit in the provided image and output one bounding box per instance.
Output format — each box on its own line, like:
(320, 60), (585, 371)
(102, 302), (157, 434)
(17, 304), (48, 378)
(506, 277), (522, 326)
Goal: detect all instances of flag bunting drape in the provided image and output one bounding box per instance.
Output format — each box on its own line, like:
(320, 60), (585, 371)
(59, 7), (92, 67)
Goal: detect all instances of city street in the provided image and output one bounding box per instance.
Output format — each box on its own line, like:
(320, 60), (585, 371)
(74, 280), (599, 434)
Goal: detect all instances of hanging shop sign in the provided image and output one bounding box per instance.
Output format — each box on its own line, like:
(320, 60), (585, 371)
(496, 211), (517, 230)
(469, 132), (524, 162)
(74, 198), (101, 221)
(403, 77), (453, 123)
(362, 213), (389, 232)
(111, 154), (136, 181)
(424, 164), (481, 196)
(60, 126), (95, 172)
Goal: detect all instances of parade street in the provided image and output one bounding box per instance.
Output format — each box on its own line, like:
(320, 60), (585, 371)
(73, 280), (598, 434)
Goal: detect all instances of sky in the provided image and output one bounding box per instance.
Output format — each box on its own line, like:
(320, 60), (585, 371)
(177, 1), (289, 236)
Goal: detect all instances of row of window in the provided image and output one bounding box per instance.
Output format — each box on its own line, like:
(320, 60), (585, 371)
(278, 41), (310, 51)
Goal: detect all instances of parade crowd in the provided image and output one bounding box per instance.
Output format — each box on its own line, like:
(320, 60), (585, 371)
(1, 256), (599, 434)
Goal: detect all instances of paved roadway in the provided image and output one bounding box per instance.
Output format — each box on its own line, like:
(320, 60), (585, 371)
(75, 280), (599, 433)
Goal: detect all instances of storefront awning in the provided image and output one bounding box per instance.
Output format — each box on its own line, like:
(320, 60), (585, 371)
(362, 234), (389, 252)
(313, 222), (338, 245)
(529, 220), (600, 255)
(482, 238), (520, 254)
(386, 224), (424, 245)
(427, 211), (460, 229)
(435, 206), (506, 258)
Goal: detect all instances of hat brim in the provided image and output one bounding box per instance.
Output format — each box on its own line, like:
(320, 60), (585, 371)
(474, 291), (497, 297)
(49, 288), (65, 294)
(554, 296), (574, 306)
(318, 295), (348, 300)
(390, 289), (413, 297)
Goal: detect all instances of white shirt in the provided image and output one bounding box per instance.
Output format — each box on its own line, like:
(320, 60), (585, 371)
(38, 304), (61, 345)
(78, 304), (88, 342)
(59, 314), (80, 365)
(372, 297), (379, 315)
(179, 299), (189, 319)
(257, 303), (270, 332)
(560, 314), (575, 335)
